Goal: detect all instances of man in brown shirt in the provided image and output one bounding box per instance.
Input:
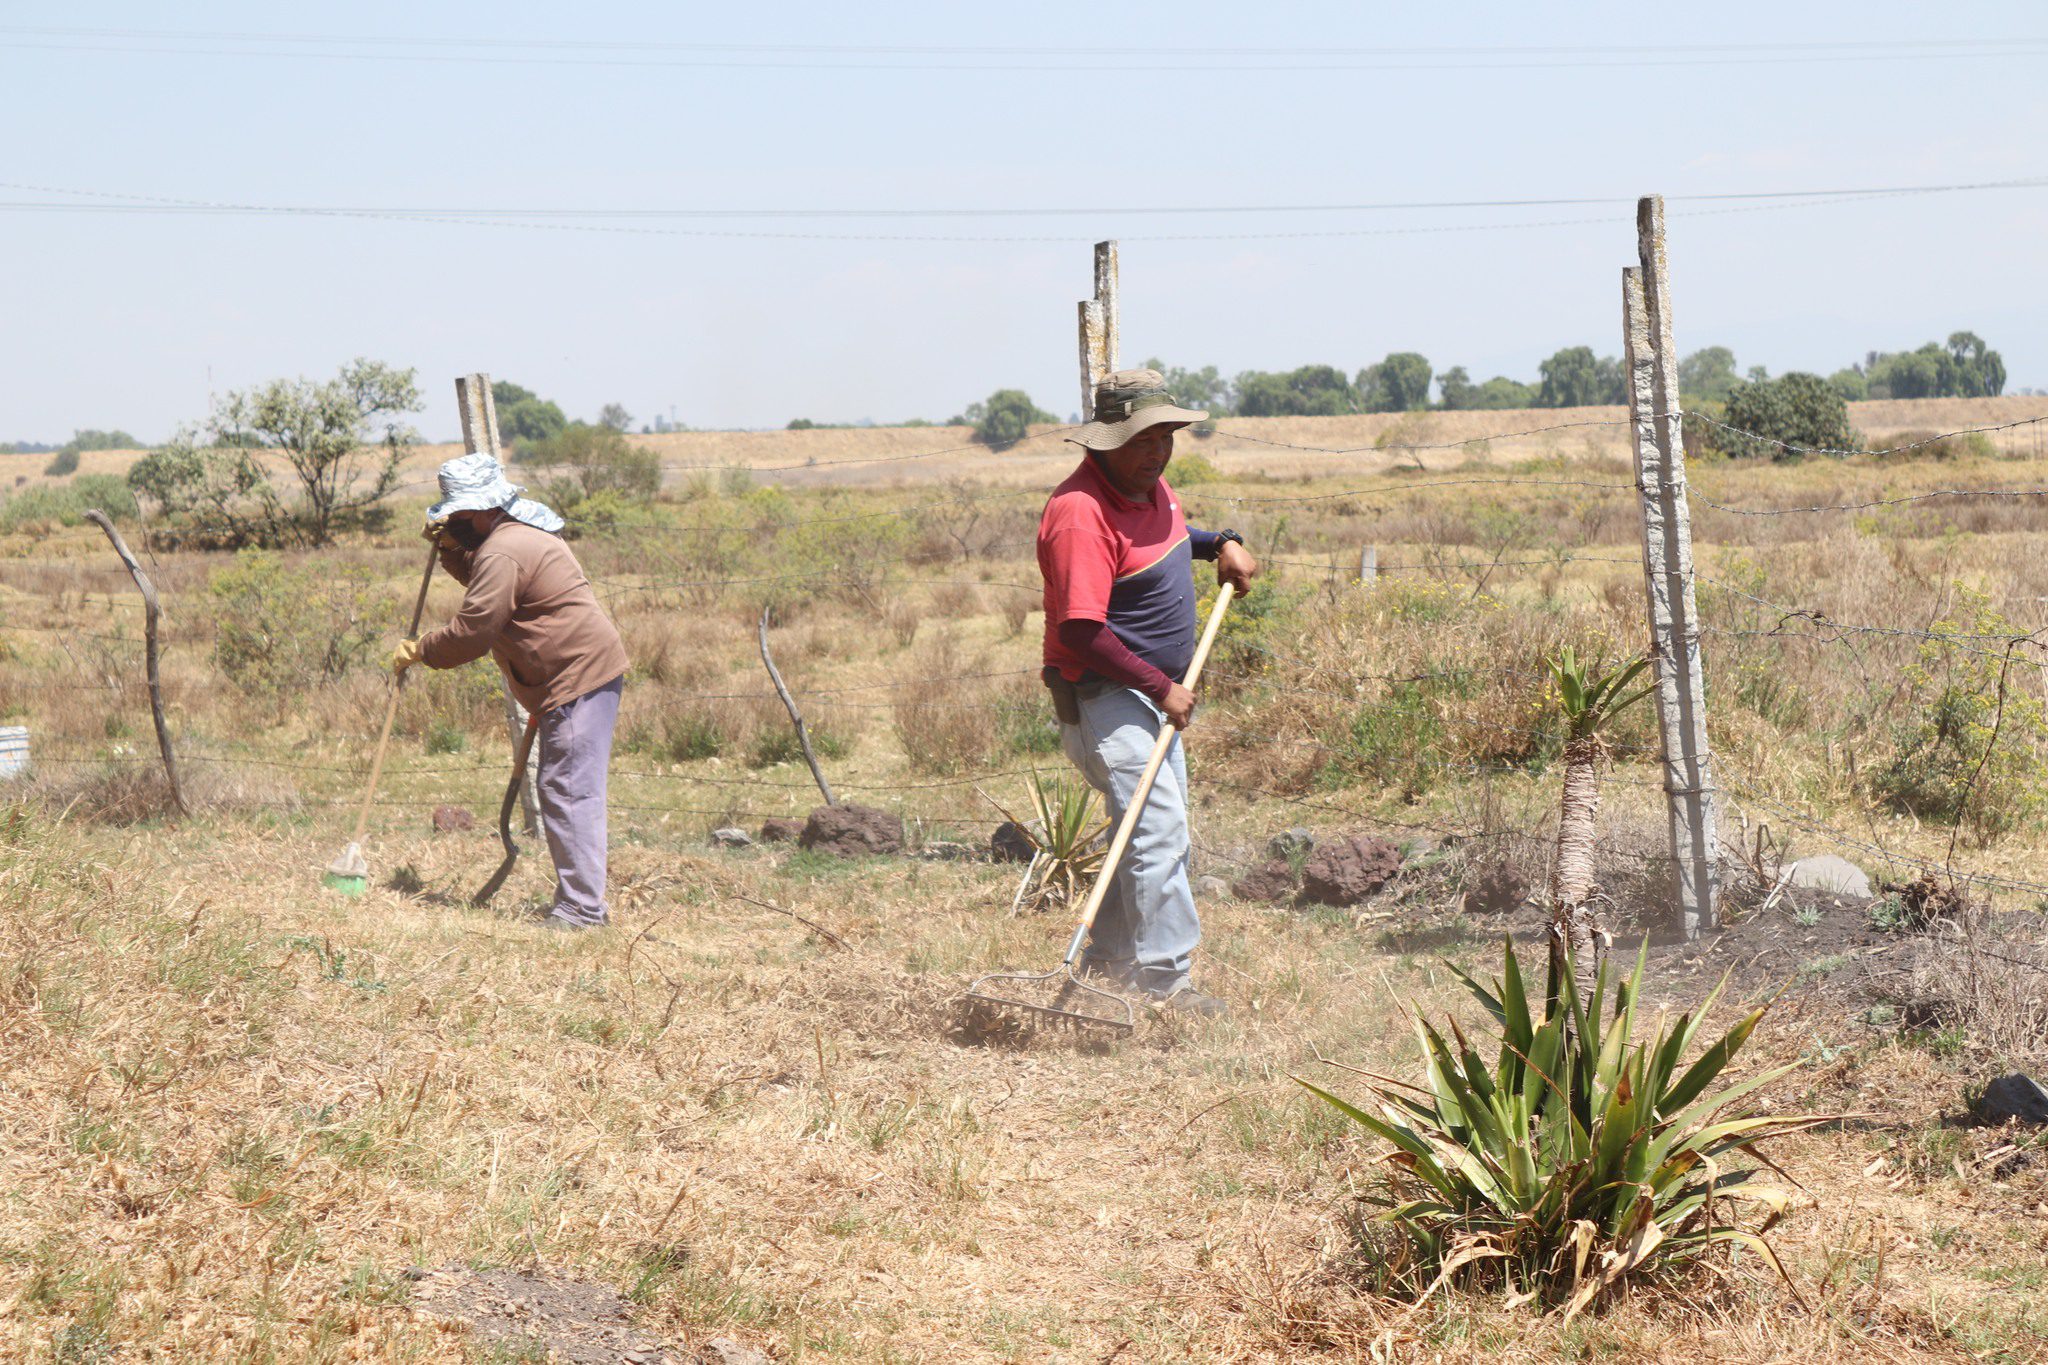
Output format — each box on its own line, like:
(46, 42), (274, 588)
(392, 452), (630, 929)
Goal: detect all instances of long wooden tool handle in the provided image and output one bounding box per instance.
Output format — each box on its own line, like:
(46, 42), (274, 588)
(1062, 582), (1236, 966)
(349, 543), (441, 847)
(496, 716), (540, 857)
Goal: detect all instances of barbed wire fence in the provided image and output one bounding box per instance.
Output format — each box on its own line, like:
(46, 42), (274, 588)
(5, 198), (2048, 937)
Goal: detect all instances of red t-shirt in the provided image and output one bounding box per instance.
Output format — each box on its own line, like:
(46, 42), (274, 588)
(1038, 456), (1199, 684)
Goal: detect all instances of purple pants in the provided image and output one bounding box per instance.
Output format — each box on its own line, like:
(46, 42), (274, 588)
(536, 676), (623, 927)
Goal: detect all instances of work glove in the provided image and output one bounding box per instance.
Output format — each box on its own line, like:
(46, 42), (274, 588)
(389, 638), (424, 676)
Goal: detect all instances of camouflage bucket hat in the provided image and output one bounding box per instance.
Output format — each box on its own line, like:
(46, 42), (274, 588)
(1068, 369), (1209, 452)
(427, 452), (566, 534)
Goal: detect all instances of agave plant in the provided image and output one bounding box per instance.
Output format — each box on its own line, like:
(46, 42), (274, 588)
(978, 769), (1109, 914)
(1548, 646), (1653, 984)
(1299, 938), (1825, 1319)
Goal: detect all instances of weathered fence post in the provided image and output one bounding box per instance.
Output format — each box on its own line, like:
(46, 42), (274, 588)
(1358, 545), (1378, 586)
(1077, 301), (1104, 421)
(455, 372), (541, 835)
(83, 509), (186, 816)
(1623, 195), (1720, 939)
(1093, 239), (1119, 374)
(759, 606), (837, 808)
(1076, 240), (1120, 419)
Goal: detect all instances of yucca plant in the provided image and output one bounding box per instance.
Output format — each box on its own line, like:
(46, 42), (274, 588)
(1299, 938), (1825, 1319)
(1548, 646), (1654, 985)
(978, 769), (1109, 914)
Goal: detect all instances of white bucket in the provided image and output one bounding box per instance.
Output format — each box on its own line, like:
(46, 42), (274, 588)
(0, 726), (26, 781)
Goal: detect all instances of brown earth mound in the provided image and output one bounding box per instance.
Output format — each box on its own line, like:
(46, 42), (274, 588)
(799, 803), (904, 857)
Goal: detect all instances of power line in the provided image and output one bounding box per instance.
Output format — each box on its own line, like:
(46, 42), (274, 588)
(6, 27), (2041, 58)
(6, 175), (2045, 222)
(8, 179), (2039, 224)
(6, 29), (2047, 74)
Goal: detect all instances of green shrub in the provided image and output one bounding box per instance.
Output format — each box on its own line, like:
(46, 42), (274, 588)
(209, 550), (395, 696)
(1195, 576), (1308, 686)
(1708, 372), (1854, 461)
(42, 448), (79, 477)
(1330, 682), (1445, 797)
(1168, 452), (1221, 486)
(662, 714), (724, 762)
(1300, 938), (1821, 1313)
(750, 724), (847, 769)
(527, 423), (660, 509)
(1872, 592), (2048, 842)
(424, 721), (467, 755)
(0, 475), (136, 531)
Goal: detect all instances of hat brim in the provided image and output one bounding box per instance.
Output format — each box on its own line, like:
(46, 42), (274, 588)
(1066, 403), (1209, 452)
(425, 489), (513, 522)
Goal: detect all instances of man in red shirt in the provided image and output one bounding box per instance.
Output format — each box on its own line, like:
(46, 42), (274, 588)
(1038, 369), (1258, 1016)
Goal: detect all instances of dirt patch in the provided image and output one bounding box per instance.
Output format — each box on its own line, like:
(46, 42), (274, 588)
(409, 1263), (692, 1363)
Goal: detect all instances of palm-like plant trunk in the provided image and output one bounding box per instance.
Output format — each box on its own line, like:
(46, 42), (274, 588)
(1550, 735), (1604, 991)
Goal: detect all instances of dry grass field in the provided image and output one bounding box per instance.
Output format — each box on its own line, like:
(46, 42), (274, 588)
(5, 400), (2048, 1361)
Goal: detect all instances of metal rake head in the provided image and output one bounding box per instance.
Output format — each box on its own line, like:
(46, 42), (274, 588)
(963, 964), (1135, 1037)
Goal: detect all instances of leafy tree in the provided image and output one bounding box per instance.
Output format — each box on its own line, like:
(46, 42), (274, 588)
(128, 358), (421, 548)
(1356, 352), (1433, 413)
(1677, 346), (1740, 404)
(1142, 358), (1234, 417)
(1826, 367), (1869, 402)
(1858, 337), (2007, 401)
(597, 402), (634, 432)
(1469, 375), (1538, 410)
(1537, 347), (1603, 408)
(41, 449), (79, 477)
(1233, 364), (1355, 417)
(964, 389), (1056, 447)
(786, 418), (818, 430)
(1715, 372), (1853, 461)
(490, 379), (568, 447)
(1946, 331), (2006, 397)
(1436, 366), (1475, 409)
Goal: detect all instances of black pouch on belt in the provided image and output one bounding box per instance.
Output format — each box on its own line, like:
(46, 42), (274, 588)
(1040, 665), (1081, 726)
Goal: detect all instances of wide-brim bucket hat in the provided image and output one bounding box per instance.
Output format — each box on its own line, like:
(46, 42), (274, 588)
(426, 452), (565, 533)
(1067, 368), (1209, 452)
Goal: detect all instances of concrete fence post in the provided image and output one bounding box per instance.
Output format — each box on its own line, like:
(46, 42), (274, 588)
(1623, 196), (1721, 939)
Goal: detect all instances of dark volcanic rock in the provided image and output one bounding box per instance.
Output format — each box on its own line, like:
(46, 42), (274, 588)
(1232, 860), (1296, 903)
(757, 817), (805, 844)
(799, 803), (904, 857)
(990, 821), (1036, 864)
(431, 805), (475, 833)
(1977, 1073), (2048, 1127)
(1299, 833), (1403, 907)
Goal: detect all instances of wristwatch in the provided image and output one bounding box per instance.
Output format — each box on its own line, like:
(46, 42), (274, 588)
(1214, 528), (1245, 550)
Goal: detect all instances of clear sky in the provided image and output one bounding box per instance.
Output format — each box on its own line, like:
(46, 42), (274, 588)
(4, 2), (2044, 442)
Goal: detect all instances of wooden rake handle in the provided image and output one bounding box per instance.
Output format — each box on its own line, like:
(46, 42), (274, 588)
(1061, 582), (1236, 967)
(348, 542), (441, 848)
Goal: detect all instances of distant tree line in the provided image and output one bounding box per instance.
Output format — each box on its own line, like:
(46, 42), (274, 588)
(1, 428), (149, 477)
(1134, 331), (2006, 418)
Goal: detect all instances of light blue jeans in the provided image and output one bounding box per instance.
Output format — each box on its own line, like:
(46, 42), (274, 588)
(1060, 681), (1200, 998)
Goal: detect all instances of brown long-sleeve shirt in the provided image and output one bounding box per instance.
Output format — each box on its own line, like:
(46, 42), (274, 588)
(419, 521), (629, 715)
